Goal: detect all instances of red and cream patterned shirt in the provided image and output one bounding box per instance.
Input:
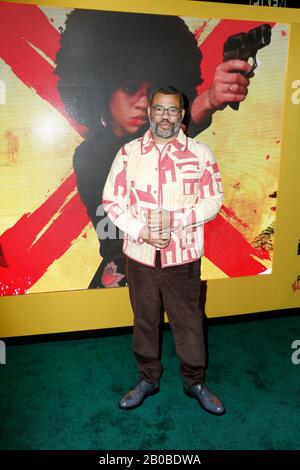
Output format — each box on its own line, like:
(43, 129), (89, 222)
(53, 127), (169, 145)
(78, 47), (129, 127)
(102, 128), (223, 268)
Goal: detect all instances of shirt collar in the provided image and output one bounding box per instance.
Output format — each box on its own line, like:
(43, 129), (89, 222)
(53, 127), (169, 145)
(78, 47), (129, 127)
(141, 128), (189, 155)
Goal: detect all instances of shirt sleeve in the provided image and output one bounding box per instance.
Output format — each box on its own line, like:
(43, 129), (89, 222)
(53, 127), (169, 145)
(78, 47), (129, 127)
(171, 144), (224, 232)
(102, 145), (146, 243)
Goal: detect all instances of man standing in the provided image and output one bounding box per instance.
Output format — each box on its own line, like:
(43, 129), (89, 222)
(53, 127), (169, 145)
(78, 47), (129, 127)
(102, 85), (225, 415)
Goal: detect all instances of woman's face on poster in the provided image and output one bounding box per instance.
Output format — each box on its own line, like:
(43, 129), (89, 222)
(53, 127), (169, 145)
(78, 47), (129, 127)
(109, 80), (152, 137)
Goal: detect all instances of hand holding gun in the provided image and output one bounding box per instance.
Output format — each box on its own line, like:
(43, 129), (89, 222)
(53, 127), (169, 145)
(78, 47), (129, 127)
(223, 23), (272, 110)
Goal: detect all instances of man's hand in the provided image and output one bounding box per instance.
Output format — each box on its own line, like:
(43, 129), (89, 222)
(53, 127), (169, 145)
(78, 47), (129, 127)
(139, 224), (170, 249)
(147, 208), (171, 234)
(139, 209), (172, 248)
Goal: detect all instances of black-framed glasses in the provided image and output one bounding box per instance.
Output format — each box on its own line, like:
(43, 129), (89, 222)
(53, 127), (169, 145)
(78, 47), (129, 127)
(151, 105), (182, 116)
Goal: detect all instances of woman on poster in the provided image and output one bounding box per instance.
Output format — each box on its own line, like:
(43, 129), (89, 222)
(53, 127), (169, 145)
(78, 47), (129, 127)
(55, 9), (252, 288)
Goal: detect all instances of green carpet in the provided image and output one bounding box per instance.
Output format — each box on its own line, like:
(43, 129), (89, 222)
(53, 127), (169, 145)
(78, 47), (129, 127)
(0, 310), (300, 450)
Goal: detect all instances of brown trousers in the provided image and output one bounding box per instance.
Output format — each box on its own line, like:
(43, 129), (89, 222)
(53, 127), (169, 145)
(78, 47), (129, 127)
(125, 251), (206, 386)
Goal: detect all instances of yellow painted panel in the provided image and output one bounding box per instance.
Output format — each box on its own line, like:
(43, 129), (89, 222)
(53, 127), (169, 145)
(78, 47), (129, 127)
(0, 1), (299, 337)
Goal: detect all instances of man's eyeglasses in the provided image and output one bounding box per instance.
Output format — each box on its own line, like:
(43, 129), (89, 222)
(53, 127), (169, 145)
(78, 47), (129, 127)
(151, 105), (182, 116)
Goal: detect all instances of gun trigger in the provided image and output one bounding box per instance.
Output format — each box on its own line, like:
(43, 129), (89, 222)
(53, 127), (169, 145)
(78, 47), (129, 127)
(244, 57), (257, 77)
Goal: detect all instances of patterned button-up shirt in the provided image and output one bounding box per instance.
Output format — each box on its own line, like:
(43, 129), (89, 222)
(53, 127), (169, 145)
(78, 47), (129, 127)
(102, 128), (223, 268)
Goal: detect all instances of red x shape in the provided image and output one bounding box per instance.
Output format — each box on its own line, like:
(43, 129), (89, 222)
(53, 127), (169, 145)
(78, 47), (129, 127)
(0, 3), (271, 295)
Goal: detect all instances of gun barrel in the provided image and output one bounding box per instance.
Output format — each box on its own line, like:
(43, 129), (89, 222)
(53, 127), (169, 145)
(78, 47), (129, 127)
(223, 23), (272, 62)
(247, 24), (271, 50)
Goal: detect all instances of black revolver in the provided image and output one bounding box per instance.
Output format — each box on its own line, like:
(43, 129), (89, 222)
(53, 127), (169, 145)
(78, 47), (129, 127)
(223, 23), (272, 110)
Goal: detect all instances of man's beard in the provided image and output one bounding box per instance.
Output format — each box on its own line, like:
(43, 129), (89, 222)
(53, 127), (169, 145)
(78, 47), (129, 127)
(149, 117), (182, 139)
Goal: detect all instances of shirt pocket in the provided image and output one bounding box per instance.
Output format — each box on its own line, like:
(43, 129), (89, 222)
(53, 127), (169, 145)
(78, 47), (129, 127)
(176, 161), (201, 196)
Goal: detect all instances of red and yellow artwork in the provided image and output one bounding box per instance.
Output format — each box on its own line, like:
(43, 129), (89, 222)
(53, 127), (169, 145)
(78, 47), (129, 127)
(0, 2), (288, 295)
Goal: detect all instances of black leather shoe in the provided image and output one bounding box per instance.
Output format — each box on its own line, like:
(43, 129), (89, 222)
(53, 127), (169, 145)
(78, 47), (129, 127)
(119, 379), (159, 410)
(184, 383), (225, 415)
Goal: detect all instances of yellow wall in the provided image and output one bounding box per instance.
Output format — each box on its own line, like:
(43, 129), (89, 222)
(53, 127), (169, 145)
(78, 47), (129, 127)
(0, 0), (300, 337)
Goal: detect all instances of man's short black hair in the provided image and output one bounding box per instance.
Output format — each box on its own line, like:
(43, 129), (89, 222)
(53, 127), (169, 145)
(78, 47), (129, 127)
(149, 85), (184, 109)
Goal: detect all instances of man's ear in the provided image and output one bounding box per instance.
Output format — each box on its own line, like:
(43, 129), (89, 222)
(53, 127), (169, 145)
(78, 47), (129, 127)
(181, 108), (185, 120)
(147, 106), (151, 119)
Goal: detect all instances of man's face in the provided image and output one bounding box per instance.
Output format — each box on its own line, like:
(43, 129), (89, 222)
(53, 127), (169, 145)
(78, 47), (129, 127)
(148, 92), (185, 139)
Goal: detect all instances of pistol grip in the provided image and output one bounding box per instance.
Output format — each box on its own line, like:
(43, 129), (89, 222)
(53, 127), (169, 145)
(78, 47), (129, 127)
(227, 65), (253, 111)
(229, 102), (240, 111)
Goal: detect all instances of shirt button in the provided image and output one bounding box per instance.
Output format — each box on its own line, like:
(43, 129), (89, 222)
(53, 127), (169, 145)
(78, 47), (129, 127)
(154, 190), (157, 194)
(155, 167), (158, 171)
